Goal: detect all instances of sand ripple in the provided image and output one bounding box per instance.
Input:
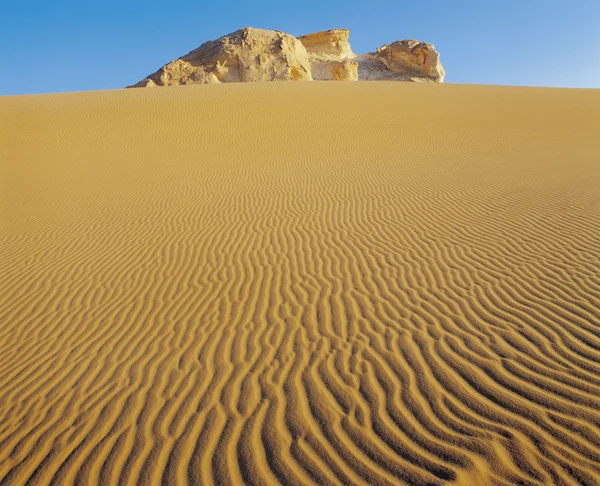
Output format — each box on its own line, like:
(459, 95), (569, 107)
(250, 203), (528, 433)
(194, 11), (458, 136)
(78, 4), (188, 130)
(1, 83), (599, 485)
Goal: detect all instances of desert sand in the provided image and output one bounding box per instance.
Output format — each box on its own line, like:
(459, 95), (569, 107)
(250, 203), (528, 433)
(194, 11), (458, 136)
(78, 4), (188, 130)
(1, 82), (600, 485)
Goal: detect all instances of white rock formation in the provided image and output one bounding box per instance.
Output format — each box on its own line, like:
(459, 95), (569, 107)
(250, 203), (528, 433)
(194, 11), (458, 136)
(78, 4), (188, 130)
(129, 27), (312, 87)
(130, 28), (444, 87)
(297, 29), (358, 81)
(356, 40), (444, 82)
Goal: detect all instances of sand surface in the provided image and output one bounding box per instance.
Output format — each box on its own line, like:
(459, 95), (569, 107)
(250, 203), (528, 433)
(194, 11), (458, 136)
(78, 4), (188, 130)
(1, 82), (600, 485)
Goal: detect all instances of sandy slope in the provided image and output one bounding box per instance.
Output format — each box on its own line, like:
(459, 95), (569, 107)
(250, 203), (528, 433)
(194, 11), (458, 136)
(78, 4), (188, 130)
(1, 82), (599, 485)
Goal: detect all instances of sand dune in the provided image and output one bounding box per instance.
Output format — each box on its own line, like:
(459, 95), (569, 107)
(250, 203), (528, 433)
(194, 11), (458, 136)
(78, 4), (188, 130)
(1, 82), (600, 485)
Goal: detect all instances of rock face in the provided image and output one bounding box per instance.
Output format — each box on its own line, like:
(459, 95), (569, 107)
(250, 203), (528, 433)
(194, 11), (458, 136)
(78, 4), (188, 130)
(297, 29), (358, 81)
(298, 29), (355, 61)
(356, 40), (444, 82)
(130, 27), (443, 87)
(130, 28), (312, 87)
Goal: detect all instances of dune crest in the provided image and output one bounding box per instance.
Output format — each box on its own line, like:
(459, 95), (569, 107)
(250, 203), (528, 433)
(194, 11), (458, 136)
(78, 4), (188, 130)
(1, 82), (600, 485)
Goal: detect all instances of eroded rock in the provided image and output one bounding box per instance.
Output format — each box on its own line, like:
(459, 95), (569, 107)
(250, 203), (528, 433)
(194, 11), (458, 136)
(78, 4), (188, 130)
(375, 40), (444, 81)
(129, 28), (444, 87)
(297, 29), (358, 81)
(129, 27), (312, 88)
(298, 29), (355, 61)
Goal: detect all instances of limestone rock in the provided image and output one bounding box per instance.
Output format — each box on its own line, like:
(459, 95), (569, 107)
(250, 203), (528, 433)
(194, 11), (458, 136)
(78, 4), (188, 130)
(129, 27), (444, 87)
(298, 29), (355, 61)
(132, 59), (209, 87)
(296, 29), (358, 81)
(129, 27), (312, 87)
(356, 40), (444, 82)
(331, 60), (358, 81)
(309, 60), (358, 81)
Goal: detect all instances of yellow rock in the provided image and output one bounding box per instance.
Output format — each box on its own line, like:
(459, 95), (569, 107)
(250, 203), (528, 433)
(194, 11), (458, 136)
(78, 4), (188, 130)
(298, 28), (355, 61)
(376, 40), (445, 82)
(332, 60), (359, 81)
(129, 27), (312, 87)
(129, 27), (445, 87)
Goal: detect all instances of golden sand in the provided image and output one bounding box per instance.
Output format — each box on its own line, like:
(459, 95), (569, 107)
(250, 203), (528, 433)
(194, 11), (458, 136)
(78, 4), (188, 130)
(1, 82), (599, 485)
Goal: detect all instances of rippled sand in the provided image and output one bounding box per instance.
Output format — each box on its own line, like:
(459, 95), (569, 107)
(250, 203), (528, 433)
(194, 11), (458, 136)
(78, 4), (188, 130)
(1, 82), (599, 485)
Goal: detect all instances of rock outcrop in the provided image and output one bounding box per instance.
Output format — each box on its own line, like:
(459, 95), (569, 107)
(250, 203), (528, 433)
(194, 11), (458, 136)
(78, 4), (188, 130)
(297, 29), (358, 81)
(298, 29), (355, 61)
(130, 27), (443, 87)
(356, 40), (444, 82)
(130, 27), (312, 87)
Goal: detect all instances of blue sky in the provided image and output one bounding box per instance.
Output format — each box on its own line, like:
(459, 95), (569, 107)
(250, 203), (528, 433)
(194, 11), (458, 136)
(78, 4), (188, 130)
(1, 0), (599, 95)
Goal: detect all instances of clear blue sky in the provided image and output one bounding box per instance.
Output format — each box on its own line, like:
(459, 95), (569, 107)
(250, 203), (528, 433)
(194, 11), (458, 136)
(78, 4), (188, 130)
(1, 0), (599, 95)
